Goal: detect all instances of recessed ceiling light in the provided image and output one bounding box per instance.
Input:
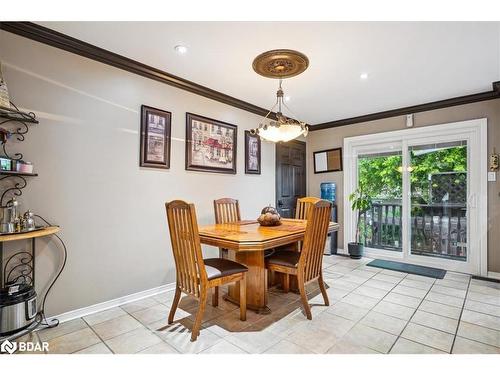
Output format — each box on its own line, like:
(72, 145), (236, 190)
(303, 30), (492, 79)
(174, 45), (188, 55)
(284, 96), (291, 102)
(360, 73), (369, 80)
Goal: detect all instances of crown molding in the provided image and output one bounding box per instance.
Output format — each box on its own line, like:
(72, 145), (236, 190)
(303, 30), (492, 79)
(311, 82), (500, 131)
(0, 21), (271, 118)
(1, 22), (499, 131)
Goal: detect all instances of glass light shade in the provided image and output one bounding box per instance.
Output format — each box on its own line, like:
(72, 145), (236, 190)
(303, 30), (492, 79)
(258, 123), (307, 143)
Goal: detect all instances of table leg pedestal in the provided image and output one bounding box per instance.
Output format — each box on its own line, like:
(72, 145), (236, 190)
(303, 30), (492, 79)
(224, 250), (271, 314)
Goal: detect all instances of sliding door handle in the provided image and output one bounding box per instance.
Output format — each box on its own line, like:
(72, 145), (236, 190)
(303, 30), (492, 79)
(468, 194), (477, 209)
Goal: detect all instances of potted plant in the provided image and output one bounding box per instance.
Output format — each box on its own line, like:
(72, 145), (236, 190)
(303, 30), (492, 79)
(348, 186), (372, 259)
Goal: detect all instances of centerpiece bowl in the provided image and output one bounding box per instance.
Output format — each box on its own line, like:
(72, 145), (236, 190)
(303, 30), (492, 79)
(257, 205), (282, 226)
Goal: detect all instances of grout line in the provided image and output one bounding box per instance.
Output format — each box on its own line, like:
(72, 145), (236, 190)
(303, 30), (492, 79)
(386, 274), (438, 353)
(81, 319), (115, 354)
(322, 260), (405, 353)
(449, 276), (478, 353)
(461, 304), (500, 319)
(449, 276), (472, 352)
(126, 312), (182, 354)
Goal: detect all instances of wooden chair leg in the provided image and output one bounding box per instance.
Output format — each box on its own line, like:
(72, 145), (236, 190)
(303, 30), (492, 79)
(212, 286), (219, 307)
(318, 273), (330, 306)
(283, 273), (290, 293)
(298, 280), (312, 320)
(191, 288), (208, 342)
(168, 286), (182, 324)
(268, 270), (274, 287)
(239, 275), (247, 321)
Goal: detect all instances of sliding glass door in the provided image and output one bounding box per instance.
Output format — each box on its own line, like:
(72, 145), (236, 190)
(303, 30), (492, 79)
(344, 120), (487, 275)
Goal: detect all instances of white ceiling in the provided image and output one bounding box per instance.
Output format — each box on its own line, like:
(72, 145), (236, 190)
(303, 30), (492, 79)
(39, 22), (500, 125)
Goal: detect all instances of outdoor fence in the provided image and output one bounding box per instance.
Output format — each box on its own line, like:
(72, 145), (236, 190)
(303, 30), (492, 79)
(361, 201), (467, 261)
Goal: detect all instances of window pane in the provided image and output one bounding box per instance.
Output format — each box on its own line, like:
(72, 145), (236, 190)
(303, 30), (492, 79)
(409, 142), (467, 261)
(358, 151), (403, 251)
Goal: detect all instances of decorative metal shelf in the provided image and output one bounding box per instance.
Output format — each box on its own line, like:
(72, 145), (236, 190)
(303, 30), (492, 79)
(0, 227), (61, 342)
(0, 102), (38, 161)
(0, 170), (38, 177)
(0, 173), (38, 207)
(0, 104), (38, 124)
(0, 101), (38, 206)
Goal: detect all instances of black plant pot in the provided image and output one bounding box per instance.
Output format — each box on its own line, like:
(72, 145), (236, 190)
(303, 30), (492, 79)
(348, 242), (364, 259)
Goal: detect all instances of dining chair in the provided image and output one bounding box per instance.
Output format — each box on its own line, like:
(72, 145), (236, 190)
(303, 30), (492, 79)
(270, 197), (323, 288)
(213, 197), (241, 226)
(213, 197), (240, 259)
(295, 196), (321, 221)
(166, 200), (247, 341)
(213, 198), (241, 306)
(266, 199), (332, 320)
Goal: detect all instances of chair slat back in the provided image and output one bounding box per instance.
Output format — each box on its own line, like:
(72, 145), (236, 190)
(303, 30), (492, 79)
(298, 200), (332, 282)
(166, 200), (207, 297)
(295, 197), (321, 220)
(214, 198), (241, 224)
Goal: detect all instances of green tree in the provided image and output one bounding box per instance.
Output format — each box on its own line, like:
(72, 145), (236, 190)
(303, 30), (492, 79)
(357, 146), (466, 203)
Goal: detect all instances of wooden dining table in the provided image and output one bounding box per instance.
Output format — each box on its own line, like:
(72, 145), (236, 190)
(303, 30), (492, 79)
(198, 218), (339, 314)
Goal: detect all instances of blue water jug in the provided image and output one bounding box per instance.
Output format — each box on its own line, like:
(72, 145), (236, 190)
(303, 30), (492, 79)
(320, 182), (336, 203)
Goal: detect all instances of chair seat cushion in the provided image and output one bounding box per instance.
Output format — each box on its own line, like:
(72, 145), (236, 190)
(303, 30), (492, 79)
(266, 251), (300, 268)
(204, 258), (248, 280)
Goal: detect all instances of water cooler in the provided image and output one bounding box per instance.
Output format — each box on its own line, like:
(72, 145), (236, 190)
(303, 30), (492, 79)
(320, 182), (338, 255)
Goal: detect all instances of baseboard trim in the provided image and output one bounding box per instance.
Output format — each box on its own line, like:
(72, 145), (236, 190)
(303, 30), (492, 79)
(487, 272), (500, 281)
(335, 248), (348, 256)
(48, 282), (177, 324)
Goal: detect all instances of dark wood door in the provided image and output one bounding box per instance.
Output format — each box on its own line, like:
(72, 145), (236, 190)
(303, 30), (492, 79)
(275, 140), (306, 218)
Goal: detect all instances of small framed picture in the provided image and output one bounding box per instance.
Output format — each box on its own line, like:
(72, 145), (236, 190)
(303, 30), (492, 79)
(313, 147), (343, 173)
(245, 130), (261, 174)
(140, 105), (172, 169)
(185, 113), (237, 174)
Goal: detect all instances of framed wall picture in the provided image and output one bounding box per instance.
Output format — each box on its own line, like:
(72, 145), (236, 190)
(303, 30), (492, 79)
(245, 130), (261, 174)
(140, 105), (172, 169)
(313, 147), (343, 173)
(185, 113), (237, 174)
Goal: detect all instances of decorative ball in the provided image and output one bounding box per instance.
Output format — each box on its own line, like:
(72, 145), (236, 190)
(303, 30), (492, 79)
(261, 205), (279, 215)
(258, 206), (281, 226)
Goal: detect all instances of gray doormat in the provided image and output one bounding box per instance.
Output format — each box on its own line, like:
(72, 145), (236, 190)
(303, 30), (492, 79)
(367, 259), (446, 279)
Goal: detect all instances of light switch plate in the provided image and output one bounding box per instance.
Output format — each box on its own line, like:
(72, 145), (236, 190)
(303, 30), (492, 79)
(488, 172), (497, 182)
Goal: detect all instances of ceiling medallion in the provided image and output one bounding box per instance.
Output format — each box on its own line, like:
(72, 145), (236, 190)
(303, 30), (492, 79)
(252, 49), (309, 79)
(250, 50), (309, 143)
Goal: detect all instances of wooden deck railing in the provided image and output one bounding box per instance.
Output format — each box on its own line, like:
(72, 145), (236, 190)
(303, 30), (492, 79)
(361, 201), (467, 261)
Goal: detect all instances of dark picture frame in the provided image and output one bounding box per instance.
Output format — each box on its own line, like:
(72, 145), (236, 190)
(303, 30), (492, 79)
(245, 130), (261, 175)
(140, 105), (172, 169)
(185, 113), (237, 174)
(313, 147), (343, 173)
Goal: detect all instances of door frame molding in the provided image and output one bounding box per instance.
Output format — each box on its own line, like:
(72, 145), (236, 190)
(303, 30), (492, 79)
(343, 119), (488, 276)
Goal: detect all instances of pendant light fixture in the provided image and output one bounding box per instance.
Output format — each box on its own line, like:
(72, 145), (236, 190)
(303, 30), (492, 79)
(250, 49), (309, 143)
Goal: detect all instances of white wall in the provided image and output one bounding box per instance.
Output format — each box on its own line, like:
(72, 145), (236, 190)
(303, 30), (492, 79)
(0, 31), (275, 316)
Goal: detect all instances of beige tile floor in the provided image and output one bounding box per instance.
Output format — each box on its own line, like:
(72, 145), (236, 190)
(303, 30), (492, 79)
(19, 255), (500, 354)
